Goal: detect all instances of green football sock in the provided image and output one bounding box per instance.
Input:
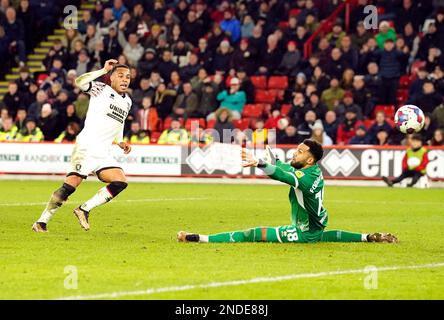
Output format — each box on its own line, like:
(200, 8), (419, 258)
(320, 230), (365, 242)
(208, 227), (280, 243)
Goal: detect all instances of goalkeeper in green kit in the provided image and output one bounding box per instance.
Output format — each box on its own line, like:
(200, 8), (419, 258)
(178, 139), (398, 244)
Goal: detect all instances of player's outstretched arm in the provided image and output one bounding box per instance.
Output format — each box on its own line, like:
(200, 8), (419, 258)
(242, 149), (296, 187)
(74, 59), (117, 91)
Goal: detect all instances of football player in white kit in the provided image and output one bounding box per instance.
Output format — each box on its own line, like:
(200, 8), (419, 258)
(32, 59), (132, 232)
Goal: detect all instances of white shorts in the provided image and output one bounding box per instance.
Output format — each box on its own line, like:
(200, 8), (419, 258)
(68, 143), (122, 179)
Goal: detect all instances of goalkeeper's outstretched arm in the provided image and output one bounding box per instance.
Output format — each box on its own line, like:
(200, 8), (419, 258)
(242, 148), (297, 187)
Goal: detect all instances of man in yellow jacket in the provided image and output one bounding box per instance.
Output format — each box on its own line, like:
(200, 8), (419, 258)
(124, 122), (150, 144)
(158, 118), (189, 145)
(15, 118), (44, 142)
(0, 117), (18, 141)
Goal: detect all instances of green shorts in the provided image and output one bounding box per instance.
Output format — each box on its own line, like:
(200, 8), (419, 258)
(275, 225), (324, 243)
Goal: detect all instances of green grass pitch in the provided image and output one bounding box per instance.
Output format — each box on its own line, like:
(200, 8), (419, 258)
(0, 180), (443, 299)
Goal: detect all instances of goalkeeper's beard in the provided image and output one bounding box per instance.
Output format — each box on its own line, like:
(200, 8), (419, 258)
(291, 160), (304, 169)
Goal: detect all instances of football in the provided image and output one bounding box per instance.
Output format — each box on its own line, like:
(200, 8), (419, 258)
(394, 105), (425, 134)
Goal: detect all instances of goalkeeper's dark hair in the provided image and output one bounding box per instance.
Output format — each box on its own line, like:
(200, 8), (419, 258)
(110, 64), (130, 75)
(303, 139), (324, 163)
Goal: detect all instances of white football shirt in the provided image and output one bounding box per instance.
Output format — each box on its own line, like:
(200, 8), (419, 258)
(76, 81), (132, 156)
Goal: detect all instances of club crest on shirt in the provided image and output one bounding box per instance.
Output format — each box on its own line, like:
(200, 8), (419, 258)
(295, 171), (304, 179)
(109, 93), (115, 99)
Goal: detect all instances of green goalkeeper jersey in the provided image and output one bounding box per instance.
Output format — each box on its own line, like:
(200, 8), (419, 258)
(262, 160), (328, 233)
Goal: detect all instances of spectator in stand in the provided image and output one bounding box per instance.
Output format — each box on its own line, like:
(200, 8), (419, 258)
(382, 134), (428, 187)
(136, 96), (159, 133)
(15, 66), (34, 95)
(375, 128), (390, 145)
(241, 14), (254, 39)
(336, 107), (363, 145)
(326, 23), (346, 48)
(77, 9), (95, 35)
(194, 78), (220, 119)
(28, 89), (48, 120)
(297, 110), (317, 143)
(359, 37), (379, 74)
(0, 107), (9, 128)
(277, 124), (299, 145)
(17, 0), (36, 51)
(324, 48), (348, 81)
(2, 82), (24, 118)
(352, 75), (373, 117)
(349, 124), (370, 145)
(15, 118), (43, 142)
(14, 107), (27, 132)
(236, 69), (255, 104)
(257, 34), (282, 76)
(411, 81), (442, 115)
(375, 21), (397, 49)
(213, 108), (235, 143)
(425, 47), (444, 73)
(210, 77), (246, 120)
(117, 29), (144, 66)
(220, 9), (241, 44)
(0, 117), (17, 141)
(213, 39), (233, 75)
(58, 103), (80, 132)
(124, 121), (150, 144)
(340, 36), (359, 71)
(351, 21), (372, 50)
(367, 111), (393, 144)
(132, 78), (153, 108)
(38, 103), (59, 141)
(431, 101), (444, 128)
(171, 82), (199, 119)
(190, 127), (213, 145)
(408, 67), (428, 101)
(54, 122), (81, 143)
(429, 128), (444, 146)
(310, 65), (330, 94)
(287, 92), (306, 125)
(153, 83), (177, 120)
(376, 39), (408, 105)
(336, 91), (363, 122)
(230, 38), (257, 76)
(277, 41), (301, 77)
(264, 109), (283, 129)
(321, 77), (345, 111)
(304, 92), (328, 120)
(111, 0), (128, 22)
(158, 50), (179, 84)
(341, 68), (355, 90)
(252, 118), (267, 146)
(310, 119), (333, 146)
(158, 118), (189, 145)
(3, 7), (26, 65)
(96, 7), (118, 36)
(416, 21), (440, 61)
(364, 62), (382, 106)
(180, 53), (200, 82)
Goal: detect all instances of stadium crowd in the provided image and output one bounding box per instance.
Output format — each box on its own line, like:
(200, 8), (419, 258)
(1, 0), (444, 147)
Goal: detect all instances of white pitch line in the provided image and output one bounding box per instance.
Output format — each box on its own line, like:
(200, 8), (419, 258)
(0, 197), (208, 207)
(56, 262), (444, 300)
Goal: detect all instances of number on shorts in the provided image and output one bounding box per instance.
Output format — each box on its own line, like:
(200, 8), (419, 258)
(75, 164), (82, 171)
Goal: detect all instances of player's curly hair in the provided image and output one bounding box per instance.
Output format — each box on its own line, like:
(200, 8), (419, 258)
(303, 139), (324, 163)
(110, 64), (130, 75)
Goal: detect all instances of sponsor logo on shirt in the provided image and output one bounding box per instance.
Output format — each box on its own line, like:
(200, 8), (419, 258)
(295, 170), (304, 179)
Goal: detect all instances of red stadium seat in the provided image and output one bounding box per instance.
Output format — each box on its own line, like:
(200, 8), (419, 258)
(410, 60), (426, 76)
(185, 118), (206, 130)
(363, 119), (374, 129)
(399, 75), (411, 89)
(163, 117), (184, 130)
(250, 76), (267, 90)
(289, 8), (301, 17)
(268, 76), (288, 89)
(255, 90), (276, 104)
(373, 105), (395, 119)
(150, 131), (161, 143)
(233, 118), (250, 130)
(206, 119), (216, 129)
(396, 89), (409, 105)
(268, 89), (285, 101)
(280, 104), (291, 116)
(36, 73), (49, 86)
(242, 104), (265, 118)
